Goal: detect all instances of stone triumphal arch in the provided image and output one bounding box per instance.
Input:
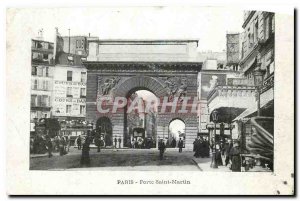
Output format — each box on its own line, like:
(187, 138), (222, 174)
(84, 40), (202, 148)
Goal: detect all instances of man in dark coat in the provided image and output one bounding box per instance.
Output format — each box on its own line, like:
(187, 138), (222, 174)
(46, 136), (53, 158)
(193, 138), (197, 152)
(118, 137), (122, 148)
(95, 135), (101, 152)
(114, 137), (117, 148)
(59, 136), (65, 156)
(81, 135), (91, 166)
(77, 135), (82, 150)
(178, 138), (184, 153)
(171, 138), (176, 148)
(158, 139), (166, 160)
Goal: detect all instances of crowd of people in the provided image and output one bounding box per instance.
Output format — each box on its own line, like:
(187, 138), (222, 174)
(30, 134), (71, 158)
(193, 136), (210, 158)
(129, 137), (155, 149)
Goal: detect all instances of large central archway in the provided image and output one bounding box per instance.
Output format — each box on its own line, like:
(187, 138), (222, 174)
(85, 61), (201, 149)
(124, 89), (158, 148)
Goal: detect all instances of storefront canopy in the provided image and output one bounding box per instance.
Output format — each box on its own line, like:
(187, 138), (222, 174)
(233, 100), (274, 121)
(209, 107), (246, 123)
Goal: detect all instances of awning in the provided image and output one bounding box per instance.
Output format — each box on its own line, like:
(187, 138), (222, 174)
(233, 100), (274, 121)
(210, 107), (246, 123)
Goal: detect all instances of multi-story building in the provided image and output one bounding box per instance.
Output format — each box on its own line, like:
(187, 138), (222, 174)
(51, 52), (87, 121)
(204, 11), (275, 146)
(239, 10), (275, 117)
(30, 38), (55, 122)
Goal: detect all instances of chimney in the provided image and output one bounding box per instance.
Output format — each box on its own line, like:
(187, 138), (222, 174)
(37, 28), (44, 40)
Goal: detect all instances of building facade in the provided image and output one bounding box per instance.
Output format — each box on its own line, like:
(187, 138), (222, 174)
(52, 52), (87, 121)
(30, 39), (55, 122)
(239, 10), (275, 117)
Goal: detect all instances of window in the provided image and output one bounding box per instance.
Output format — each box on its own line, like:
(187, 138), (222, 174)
(32, 66), (37, 76)
(66, 105), (72, 114)
(31, 41), (36, 48)
(45, 67), (49, 77)
(41, 95), (49, 107)
(32, 52), (39, 60)
(42, 80), (49, 90)
(67, 87), (72, 97)
(43, 42), (49, 49)
(31, 95), (37, 107)
(271, 15), (275, 33)
(264, 15), (273, 40)
(37, 95), (42, 106)
(43, 54), (48, 60)
(33, 80), (38, 90)
(76, 40), (79, 48)
(81, 40), (84, 49)
(254, 18), (258, 43)
(80, 105), (85, 115)
(81, 72), (86, 82)
(67, 71), (72, 81)
(80, 88), (86, 97)
(37, 67), (43, 77)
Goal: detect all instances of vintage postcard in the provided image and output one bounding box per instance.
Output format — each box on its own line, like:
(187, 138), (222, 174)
(6, 6), (294, 195)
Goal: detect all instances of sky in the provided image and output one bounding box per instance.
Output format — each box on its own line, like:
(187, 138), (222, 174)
(24, 7), (244, 52)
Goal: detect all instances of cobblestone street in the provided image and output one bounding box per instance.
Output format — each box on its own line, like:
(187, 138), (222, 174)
(30, 147), (204, 171)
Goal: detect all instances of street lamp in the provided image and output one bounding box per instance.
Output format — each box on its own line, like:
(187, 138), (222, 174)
(253, 63), (265, 117)
(210, 110), (218, 169)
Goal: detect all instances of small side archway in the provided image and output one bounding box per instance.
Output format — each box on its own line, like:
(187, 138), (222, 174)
(168, 118), (186, 147)
(96, 116), (113, 147)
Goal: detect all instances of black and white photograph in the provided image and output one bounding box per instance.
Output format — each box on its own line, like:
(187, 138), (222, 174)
(28, 8), (275, 172)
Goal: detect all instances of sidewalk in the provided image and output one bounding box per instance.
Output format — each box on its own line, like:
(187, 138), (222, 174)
(192, 157), (272, 172)
(192, 158), (231, 172)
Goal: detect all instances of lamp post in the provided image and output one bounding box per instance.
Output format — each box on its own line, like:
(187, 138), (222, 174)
(253, 63), (265, 117)
(210, 110), (218, 169)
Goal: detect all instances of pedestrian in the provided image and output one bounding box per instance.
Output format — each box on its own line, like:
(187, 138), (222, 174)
(225, 141), (233, 166)
(118, 137), (121, 148)
(63, 136), (68, 155)
(66, 135), (70, 152)
(76, 135), (82, 150)
(46, 136), (53, 158)
(199, 137), (205, 158)
(114, 137), (117, 148)
(178, 138), (184, 153)
(203, 138), (210, 157)
(216, 143), (223, 166)
(80, 136), (91, 166)
(58, 136), (65, 156)
(131, 138), (135, 148)
(138, 137), (143, 149)
(171, 138), (176, 148)
(229, 141), (241, 172)
(95, 135), (101, 152)
(193, 138), (197, 152)
(158, 139), (166, 160)
(194, 136), (202, 158)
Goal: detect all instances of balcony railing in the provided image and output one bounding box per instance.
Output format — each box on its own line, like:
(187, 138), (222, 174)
(207, 85), (256, 104)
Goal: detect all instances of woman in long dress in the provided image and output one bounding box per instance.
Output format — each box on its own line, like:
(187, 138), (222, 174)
(230, 142), (241, 172)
